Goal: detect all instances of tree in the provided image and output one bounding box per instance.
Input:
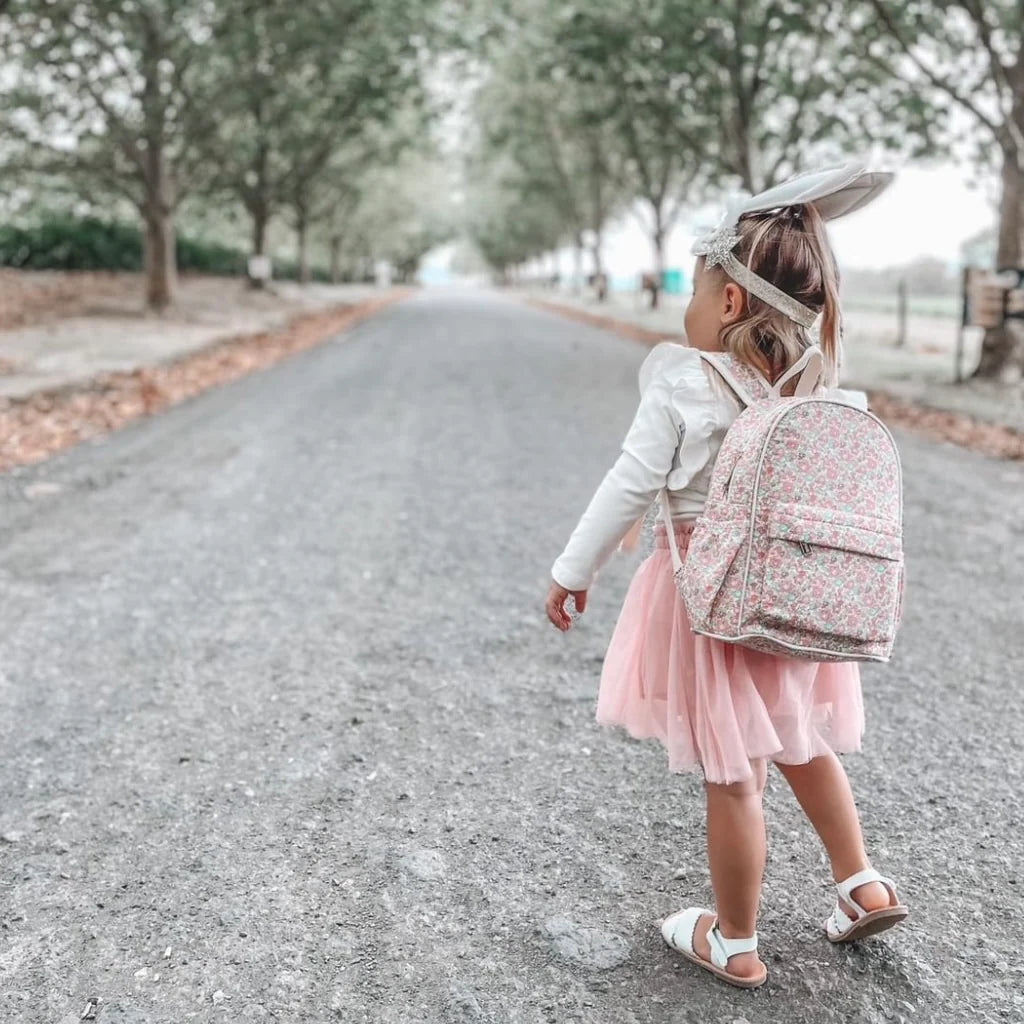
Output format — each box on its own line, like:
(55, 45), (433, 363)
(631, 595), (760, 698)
(294, 116), (422, 283)
(1, 1), (222, 309)
(466, 3), (629, 295)
(555, 2), (709, 306)
(208, 0), (436, 285)
(554, 0), (918, 304)
(847, 1), (1024, 379)
(464, 144), (572, 280)
(677, 0), (915, 192)
(343, 151), (455, 282)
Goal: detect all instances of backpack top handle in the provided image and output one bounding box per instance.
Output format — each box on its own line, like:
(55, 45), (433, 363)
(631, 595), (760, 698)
(770, 345), (824, 398)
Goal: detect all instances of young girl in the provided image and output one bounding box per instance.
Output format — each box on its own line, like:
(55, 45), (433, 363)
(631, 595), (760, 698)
(544, 164), (907, 989)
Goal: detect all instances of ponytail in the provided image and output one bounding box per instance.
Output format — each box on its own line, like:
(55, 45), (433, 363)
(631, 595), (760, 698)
(709, 201), (843, 390)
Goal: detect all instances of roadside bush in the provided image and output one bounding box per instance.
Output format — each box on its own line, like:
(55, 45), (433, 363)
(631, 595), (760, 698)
(0, 217), (143, 270)
(176, 235), (248, 276)
(272, 258), (331, 283)
(0, 216), (254, 276)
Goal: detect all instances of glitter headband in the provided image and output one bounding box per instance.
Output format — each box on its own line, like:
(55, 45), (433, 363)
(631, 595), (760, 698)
(692, 216), (820, 330)
(691, 161), (896, 330)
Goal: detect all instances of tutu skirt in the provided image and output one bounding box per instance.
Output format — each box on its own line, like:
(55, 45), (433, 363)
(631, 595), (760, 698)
(596, 518), (864, 785)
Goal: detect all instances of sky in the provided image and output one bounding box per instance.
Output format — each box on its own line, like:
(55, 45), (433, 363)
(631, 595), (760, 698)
(423, 160), (999, 281)
(576, 162), (997, 280)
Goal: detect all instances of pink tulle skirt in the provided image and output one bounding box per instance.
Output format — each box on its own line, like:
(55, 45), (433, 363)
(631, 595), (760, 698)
(596, 518), (864, 785)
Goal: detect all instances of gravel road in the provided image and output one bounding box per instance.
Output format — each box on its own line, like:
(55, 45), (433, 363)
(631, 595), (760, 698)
(1, 290), (1022, 1024)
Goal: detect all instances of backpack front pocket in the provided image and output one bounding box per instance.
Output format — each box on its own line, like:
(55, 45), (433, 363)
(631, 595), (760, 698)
(680, 510), (748, 631)
(759, 505), (902, 643)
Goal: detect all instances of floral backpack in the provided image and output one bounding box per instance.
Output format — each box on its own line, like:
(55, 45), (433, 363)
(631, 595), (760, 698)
(659, 345), (905, 663)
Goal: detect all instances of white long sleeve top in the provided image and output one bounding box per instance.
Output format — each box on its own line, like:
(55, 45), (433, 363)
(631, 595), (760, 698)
(550, 341), (865, 592)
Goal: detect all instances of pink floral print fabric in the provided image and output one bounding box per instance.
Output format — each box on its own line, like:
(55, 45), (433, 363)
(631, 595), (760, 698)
(679, 356), (905, 663)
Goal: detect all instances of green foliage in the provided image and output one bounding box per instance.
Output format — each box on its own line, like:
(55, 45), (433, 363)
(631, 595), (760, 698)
(838, 1), (1023, 376)
(842, 1), (1021, 161)
(348, 167), (455, 282)
(0, 0), (238, 305)
(0, 0), (222, 209)
(175, 237), (249, 277)
(0, 0), (445, 300)
(207, 0), (441, 267)
(472, 7), (628, 250)
(554, 0), (916, 195)
(271, 258), (333, 284)
(0, 218), (143, 271)
(462, 4), (627, 274)
(0, 216), (256, 277)
(464, 0), (927, 277)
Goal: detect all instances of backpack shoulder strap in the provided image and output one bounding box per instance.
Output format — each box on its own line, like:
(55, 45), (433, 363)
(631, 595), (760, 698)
(696, 351), (769, 408)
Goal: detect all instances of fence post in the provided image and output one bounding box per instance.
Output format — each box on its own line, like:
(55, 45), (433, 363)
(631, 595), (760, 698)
(955, 266), (969, 384)
(896, 278), (907, 347)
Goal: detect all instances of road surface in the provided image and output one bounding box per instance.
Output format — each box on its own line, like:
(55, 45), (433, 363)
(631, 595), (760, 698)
(1, 290), (1022, 1023)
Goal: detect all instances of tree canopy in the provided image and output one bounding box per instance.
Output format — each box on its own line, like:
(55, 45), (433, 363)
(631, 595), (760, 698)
(0, 0), (449, 305)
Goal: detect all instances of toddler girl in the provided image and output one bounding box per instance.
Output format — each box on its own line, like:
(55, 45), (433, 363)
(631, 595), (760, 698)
(544, 165), (908, 989)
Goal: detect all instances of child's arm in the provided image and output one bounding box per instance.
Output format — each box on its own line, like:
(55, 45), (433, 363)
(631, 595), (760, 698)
(550, 363), (682, 593)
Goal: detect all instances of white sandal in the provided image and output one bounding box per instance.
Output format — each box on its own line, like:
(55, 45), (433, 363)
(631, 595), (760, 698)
(825, 868), (909, 943)
(660, 907), (767, 989)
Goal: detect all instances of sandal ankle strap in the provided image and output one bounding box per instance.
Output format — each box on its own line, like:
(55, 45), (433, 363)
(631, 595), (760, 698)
(708, 920), (758, 969)
(836, 868), (898, 916)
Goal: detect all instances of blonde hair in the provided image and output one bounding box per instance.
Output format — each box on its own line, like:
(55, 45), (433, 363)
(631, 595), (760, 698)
(706, 203), (842, 391)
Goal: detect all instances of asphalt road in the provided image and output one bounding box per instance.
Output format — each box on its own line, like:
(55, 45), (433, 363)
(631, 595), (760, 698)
(1, 290), (1022, 1024)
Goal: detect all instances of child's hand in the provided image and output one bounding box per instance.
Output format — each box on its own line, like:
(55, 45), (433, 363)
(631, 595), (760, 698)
(546, 580), (587, 631)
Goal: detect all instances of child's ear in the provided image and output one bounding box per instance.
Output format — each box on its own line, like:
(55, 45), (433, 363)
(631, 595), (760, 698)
(721, 282), (746, 325)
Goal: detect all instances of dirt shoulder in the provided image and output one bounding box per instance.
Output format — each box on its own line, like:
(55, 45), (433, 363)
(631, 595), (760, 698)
(0, 286), (410, 471)
(0, 271), (383, 400)
(527, 294), (1024, 460)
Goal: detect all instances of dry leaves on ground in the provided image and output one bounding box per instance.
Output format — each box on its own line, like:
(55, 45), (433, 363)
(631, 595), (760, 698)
(864, 391), (1024, 459)
(0, 269), (141, 332)
(0, 291), (408, 472)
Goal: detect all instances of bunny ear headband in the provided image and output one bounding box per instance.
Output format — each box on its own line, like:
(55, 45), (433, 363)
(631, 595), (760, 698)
(692, 159), (895, 329)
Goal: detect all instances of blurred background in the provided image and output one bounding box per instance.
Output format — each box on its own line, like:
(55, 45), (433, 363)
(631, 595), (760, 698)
(0, 1), (1021, 397)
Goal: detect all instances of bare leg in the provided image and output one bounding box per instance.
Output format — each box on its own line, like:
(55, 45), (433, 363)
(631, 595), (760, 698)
(691, 758), (768, 980)
(775, 752), (892, 915)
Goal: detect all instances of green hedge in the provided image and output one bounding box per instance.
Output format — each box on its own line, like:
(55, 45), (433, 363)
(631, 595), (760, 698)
(0, 217), (144, 271)
(0, 215), (329, 280)
(177, 234), (248, 276)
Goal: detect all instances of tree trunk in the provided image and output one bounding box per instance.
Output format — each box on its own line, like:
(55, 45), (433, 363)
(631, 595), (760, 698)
(252, 208), (268, 256)
(974, 144), (1024, 380)
(296, 206), (310, 284)
(329, 236), (341, 284)
(589, 231), (606, 301)
(573, 236), (584, 295)
(143, 202), (176, 311)
(251, 138), (269, 255)
(141, 136), (176, 310)
(650, 220), (665, 310)
(139, 25), (176, 311)
(247, 203), (270, 290)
